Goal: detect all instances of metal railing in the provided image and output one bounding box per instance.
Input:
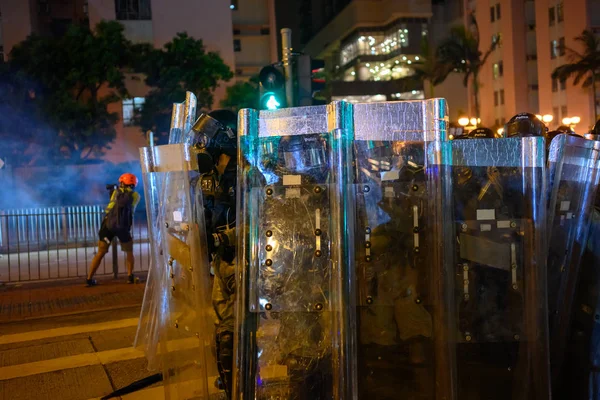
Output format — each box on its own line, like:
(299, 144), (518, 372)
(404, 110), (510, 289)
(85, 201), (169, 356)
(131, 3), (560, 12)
(0, 206), (150, 283)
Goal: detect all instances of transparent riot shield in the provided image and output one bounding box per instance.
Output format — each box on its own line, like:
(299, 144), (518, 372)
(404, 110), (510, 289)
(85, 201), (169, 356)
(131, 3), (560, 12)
(135, 100), (192, 370)
(351, 99), (454, 400)
(234, 103), (355, 400)
(445, 136), (550, 399)
(184, 91), (198, 135)
(169, 103), (185, 144)
(546, 135), (600, 398)
(140, 143), (222, 400)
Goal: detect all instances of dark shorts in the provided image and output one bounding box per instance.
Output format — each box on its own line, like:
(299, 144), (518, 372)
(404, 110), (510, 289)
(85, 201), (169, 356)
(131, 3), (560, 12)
(98, 222), (133, 251)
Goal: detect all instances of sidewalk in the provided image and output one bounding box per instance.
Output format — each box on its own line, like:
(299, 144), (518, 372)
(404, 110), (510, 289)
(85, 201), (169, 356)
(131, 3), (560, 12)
(0, 274), (146, 323)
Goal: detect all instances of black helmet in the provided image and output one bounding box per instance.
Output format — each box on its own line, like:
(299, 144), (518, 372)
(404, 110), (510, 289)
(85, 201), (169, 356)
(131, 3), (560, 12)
(504, 113), (547, 138)
(191, 109), (237, 173)
(277, 134), (327, 178)
(453, 127), (495, 140)
(547, 125), (579, 144)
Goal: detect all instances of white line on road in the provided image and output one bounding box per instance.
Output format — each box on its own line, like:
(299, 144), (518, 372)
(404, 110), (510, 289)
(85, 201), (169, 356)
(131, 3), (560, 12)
(0, 317), (139, 345)
(0, 346), (145, 381)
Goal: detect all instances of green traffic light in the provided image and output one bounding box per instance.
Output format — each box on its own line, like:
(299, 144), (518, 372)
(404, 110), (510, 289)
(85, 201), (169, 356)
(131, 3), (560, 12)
(266, 95), (281, 110)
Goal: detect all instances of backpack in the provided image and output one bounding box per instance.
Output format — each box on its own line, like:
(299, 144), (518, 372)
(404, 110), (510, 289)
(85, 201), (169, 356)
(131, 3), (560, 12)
(105, 189), (134, 232)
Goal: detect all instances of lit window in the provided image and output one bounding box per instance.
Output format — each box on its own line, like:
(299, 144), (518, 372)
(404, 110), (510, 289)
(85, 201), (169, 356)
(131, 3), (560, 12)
(122, 97), (145, 126)
(115, 0), (152, 20)
(550, 40), (559, 59)
(549, 7), (555, 26)
(493, 63), (500, 79)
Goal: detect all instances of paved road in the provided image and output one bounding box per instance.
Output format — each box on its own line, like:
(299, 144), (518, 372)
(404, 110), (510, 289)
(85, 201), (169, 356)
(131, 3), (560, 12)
(0, 278), (164, 400)
(0, 243), (151, 283)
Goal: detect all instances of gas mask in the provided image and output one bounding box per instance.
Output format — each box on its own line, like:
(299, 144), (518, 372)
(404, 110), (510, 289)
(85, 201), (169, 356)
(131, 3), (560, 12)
(189, 113), (237, 174)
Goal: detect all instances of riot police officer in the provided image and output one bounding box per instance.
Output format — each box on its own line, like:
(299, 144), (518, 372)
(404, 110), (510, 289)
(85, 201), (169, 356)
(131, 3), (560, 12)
(189, 109), (238, 399)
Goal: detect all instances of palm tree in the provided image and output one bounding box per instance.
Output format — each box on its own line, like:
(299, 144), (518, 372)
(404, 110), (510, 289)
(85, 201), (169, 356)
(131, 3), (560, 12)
(437, 15), (497, 116)
(412, 38), (452, 98)
(551, 30), (600, 121)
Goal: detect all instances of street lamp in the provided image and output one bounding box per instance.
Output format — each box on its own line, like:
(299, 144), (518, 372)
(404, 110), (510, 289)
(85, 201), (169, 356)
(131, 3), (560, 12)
(497, 127), (504, 137)
(536, 114), (543, 121)
(571, 116), (581, 124)
(542, 114), (553, 124)
(562, 117), (572, 126)
(458, 117), (470, 127)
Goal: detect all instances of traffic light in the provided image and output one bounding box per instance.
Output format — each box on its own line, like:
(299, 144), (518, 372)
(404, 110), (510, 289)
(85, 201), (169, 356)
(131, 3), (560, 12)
(259, 65), (286, 110)
(296, 55), (326, 106)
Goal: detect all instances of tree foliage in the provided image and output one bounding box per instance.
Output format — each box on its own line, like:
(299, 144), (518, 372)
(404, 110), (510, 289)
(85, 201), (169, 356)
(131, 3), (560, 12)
(437, 15), (497, 116)
(8, 21), (133, 164)
(220, 76), (260, 112)
(135, 33), (233, 134)
(552, 30), (600, 121)
(412, 38), (453, 98)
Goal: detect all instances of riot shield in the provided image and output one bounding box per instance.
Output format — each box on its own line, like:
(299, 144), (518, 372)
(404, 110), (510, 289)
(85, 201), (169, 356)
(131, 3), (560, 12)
(444, 136), (550, 399)
(234, 103), (355, 400)
(135, 101), (188, 370)
(140, 143), (222, 400)
(169, 103), (185, 144)
(546, 135), (600, 398)
(351, 99), (454, 400)
(184, 91), (198, 136)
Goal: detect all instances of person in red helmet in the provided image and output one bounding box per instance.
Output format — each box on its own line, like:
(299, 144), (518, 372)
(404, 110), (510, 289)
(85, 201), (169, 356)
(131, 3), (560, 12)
(86, 173), (140, 286)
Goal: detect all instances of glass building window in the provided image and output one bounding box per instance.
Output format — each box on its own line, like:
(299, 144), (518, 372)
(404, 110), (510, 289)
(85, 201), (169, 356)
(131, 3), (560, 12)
(493, 63), (500, 79)
(552, 79), (558, 92)
(500, 89), (504, 105)
(494, 91), (499, 106)
(234, 39), (241, 52)
(339, 23), (410, 65)
(490, 6), (495, 22)
(122, 97), (145, 126)
(550, 40), (559, 59)
(115, 0), (152, 20)
(496, 4), (501, 20)
(553, 107), (559, 121)
(559, 37), (565, 56)
(559, 78), (566, 90)
(561, 105), (568, 118)
(549, 7), (555, 26)
(557, 3), (564, 22)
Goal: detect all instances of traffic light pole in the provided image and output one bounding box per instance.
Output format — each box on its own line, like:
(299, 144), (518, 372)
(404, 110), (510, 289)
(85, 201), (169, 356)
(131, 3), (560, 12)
(281, 28), (295, 107)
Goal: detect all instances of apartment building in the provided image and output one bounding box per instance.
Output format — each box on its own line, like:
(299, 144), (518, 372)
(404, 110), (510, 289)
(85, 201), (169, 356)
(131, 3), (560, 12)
(467, 0), (599, 131)
(231, 0), (278, 81)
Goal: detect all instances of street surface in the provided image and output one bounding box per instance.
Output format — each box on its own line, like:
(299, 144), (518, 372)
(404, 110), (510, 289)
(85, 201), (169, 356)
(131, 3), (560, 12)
(0, 275), (165, 400)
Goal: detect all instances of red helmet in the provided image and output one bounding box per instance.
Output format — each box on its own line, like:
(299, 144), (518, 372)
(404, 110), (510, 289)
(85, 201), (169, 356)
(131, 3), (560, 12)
(119, 173), (138, 187)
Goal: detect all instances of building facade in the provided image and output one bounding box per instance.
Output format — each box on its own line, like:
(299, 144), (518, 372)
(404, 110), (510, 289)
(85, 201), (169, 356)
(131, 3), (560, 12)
(231, 0), (278, 81)
(467, 0), (599, 131)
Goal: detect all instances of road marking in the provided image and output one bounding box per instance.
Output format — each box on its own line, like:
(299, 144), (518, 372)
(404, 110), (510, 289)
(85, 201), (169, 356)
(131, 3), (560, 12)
(0, 337), (201, 381)
(0, 346), (145, 381)
(0, 318), (139, 345)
